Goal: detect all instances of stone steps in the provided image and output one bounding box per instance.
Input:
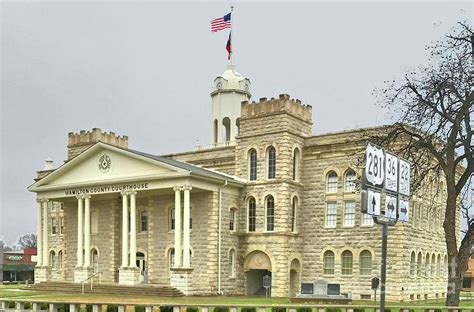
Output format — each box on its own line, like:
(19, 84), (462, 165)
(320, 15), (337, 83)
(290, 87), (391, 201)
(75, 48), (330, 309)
(26, 282), (184, 297)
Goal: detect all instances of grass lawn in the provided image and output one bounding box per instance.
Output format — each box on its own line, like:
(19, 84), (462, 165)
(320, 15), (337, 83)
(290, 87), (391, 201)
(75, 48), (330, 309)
(1, 285), (473, 308)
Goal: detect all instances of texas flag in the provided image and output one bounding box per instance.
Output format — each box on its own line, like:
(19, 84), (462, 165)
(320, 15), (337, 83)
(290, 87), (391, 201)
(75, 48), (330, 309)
(226, 32), (232, 60)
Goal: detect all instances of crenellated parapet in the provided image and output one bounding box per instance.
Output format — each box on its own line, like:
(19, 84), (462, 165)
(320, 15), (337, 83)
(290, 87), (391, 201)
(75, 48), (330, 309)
(67, 128), (128, 160)
(241, 94), (312, 123)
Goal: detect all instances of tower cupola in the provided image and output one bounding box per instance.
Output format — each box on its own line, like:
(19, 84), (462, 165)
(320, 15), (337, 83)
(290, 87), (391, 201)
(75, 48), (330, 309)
(211, 65), (251, 144)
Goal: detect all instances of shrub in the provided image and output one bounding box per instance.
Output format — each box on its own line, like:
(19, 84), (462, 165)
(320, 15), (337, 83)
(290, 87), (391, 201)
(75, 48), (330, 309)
(353, 309), (364, 312)
(86, 305), (93, 312)
(214, 307), (230, 312)
(272, 308), (286, 312)
(7, 302), (15, 309)
(40, 303), (49, 310)
(326, 309), (341, 312)
(187, 307), (199, 312)
(135, 306), (146, 312)
(160, 306), (174, 312)
(24, 302), (32, 310)
(57, 304), (71, 312)
(107, 305), (119, 312)
(296, 308), (312, 312)
(241, 308), (256, 312)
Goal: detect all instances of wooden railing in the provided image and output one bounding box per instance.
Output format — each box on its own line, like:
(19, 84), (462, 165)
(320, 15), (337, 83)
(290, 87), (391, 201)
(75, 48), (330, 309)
(1, 300), (473, 312)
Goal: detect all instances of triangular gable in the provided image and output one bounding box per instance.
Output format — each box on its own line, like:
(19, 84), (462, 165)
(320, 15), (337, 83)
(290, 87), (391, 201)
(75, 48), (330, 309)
(29, 143), (189, 191)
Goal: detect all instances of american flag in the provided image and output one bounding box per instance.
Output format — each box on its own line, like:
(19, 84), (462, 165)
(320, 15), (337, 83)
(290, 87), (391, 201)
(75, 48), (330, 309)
(211, 13), (231, 32)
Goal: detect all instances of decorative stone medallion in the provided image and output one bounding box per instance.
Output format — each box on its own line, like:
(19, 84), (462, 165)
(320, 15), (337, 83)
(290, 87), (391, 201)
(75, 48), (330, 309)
(98, 154), (111, 173)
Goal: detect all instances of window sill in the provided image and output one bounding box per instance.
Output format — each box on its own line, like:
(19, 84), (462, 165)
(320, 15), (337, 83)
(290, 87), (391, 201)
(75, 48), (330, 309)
(342, 225), (355, 228)
(341, 274), (354, 277)
(324, 226), (337, 229)
(360, 224), (374, 227)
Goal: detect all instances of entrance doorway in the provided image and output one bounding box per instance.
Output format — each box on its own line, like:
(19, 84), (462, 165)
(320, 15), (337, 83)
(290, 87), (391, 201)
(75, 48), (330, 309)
(244, 250), (272, 296)
(136, 252), (146, 283)
(246, 269), (271, 295)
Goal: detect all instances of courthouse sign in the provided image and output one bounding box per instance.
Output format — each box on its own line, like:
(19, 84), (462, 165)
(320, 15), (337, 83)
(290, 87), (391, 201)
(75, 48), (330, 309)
(65, 182), (150, 196)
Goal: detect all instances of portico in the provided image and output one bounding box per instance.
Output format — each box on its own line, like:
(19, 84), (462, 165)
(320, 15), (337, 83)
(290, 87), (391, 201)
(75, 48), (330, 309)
(29, 142), (243, 293)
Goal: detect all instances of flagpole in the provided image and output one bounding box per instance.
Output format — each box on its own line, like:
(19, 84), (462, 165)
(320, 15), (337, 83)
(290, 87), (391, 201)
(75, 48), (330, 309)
(230, 6), (234, 65)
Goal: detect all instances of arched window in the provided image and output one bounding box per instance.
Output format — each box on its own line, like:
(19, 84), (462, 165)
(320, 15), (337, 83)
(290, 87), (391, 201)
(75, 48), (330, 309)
(58, 250), (63, 271)
(292, 148), (300, 181)
(248, 197), (256, 232)
(323, 251), (335, 275)
(140, 211), (148, 232)
(229, 208), (237, 232)
(267, 146), (276, 179)
(229, 249), (236, 277)
(327, 171), (338, 193)
(169, 208), (175, 230)
(437, 254), (441, 277)
(425, 253), (430, 277)
(443, 255), (448, 276)
(50, 250), (56, 269)
(341, 250), (353, 275)
(431, 254), (436, 277)
(359, 250), (372, 275)
(291, 197), (297, 233)
(417, 252), (423, 276)
(410, 252), (416, 276)
(91, 249), (98, 273)
(344, 169), (356, 192)
(266, 196), (275, 232)
(213, 119), (218, 144)
(169, 249), (175, 272)
(249, 149), (257, 181)
(222, 117), (231, 142)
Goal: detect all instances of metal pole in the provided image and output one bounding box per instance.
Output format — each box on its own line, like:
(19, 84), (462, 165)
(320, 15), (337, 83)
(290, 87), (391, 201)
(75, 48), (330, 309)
(380, 223), (388, 312)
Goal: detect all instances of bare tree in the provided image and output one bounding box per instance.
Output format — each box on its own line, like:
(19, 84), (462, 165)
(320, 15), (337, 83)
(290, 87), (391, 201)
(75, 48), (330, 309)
(15, 233), (37, 250)
(372, 22), (473, 306)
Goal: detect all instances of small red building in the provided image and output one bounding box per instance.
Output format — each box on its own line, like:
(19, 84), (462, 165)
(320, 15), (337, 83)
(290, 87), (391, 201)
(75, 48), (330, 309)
(1, 248), (37, 282)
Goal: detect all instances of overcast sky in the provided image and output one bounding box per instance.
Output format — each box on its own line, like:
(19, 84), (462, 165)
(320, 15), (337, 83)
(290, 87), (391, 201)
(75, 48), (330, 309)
(0, 1), (471, 245)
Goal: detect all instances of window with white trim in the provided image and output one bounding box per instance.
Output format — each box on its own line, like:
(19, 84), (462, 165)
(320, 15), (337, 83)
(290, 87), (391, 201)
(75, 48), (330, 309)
(344, 169), (356, 192)
(361, 213), (374, 225)
(327, 171), (338, 193)
(169, 208), (175, 231)
(359, 250), (372, 275)
(323, 250), (335, 275)
(249, 149), (257, 181)
(343, 201), (355, 226)
(266, 196), (275, 232)
(267, 146), (276, 179)
(325, 202), (337, 227)
(140, 211), (148, 232)
(248, 197), (256, 232)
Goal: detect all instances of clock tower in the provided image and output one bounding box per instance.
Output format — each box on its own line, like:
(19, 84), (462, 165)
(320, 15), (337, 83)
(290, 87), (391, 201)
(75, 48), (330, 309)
(211, 65), (251, 144)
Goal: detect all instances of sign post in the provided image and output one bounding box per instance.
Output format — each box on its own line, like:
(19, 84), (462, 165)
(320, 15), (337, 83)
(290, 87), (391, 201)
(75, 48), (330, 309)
(362, 143), (410, 312)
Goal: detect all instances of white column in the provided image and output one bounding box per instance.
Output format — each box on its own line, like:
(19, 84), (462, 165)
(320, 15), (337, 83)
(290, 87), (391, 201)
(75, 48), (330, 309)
(173, 186), (182, 268)
(36, 199), (43, 266)
(84, 194), (91, 267)
(42, 200), (49, 266)
(76, 195), (84, 267)
(129, 191), (137, 268)
(121, 191), (129, 267)
(183, 185), (192, 268)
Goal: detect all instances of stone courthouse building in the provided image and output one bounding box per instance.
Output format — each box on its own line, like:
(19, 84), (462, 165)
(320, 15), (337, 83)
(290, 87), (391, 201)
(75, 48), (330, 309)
(28, 65), (449, 300)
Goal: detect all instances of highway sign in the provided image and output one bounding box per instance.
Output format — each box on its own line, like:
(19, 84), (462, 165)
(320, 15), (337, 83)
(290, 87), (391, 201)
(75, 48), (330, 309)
(365, 143), (385, 187)
(385, 152), (398, 193)
(384, 194), (397, 219)
(398, 198), (409, 222)
(367, 189), (381, 216)
(399, 159), (411, 196)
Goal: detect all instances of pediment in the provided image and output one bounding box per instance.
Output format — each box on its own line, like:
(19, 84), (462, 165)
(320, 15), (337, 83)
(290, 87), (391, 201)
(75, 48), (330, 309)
(30, 143), (187, 190)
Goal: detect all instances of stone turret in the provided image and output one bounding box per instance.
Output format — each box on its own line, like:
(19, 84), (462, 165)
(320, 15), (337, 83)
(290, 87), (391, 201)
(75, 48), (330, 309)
(67, 128), (128, 160)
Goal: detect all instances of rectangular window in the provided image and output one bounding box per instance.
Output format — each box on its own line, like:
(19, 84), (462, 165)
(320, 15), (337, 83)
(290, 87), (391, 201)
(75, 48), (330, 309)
(229, 209), (236, 231)
(59, 217), (65, 235)
(141, 212), (148, 232)
(170, 208), (175, 230)
(267, 148), (276, 179)
(361, 213), (374, 225)
(248, 200), (256, 232)
(249, 150), (257, 181)
(344, 201), (355, 226)
(51, 217), (58, 234)
(326, 202), (337, 227)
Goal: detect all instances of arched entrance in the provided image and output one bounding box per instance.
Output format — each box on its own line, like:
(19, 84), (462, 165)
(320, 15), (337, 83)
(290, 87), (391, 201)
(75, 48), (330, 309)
(244, 250), (272, 296)
(136, 252), (146, 283)
(289, 258), (301, 297)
